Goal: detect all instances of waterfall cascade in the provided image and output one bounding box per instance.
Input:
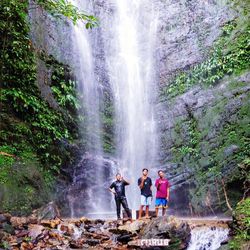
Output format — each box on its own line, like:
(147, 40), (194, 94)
(101, 0), (159, 209)
(67, 0), (109, 216)
(68, 0), (159, 214)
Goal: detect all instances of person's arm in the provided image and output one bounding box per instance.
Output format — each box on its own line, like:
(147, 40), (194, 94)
(166, 182), (170, 200)
(166, 187), (170, 201)
(109, 183), (116, 194)
(122, 177), (130, 185)
(150, 178), (152, 191)
(155, 179), (160, 190)
(138, 177), (145, 189)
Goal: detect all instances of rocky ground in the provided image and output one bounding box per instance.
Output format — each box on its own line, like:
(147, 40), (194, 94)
(0, 204), (232, 250)
(0, 214), (192, 249)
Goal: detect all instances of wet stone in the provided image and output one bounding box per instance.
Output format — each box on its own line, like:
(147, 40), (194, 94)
(2, 222), (15, 235)
(86, 238), (100, 246)
(116, 234), (132, 243)
(0, 214), (7, 223)
(28, 224), (44, 239)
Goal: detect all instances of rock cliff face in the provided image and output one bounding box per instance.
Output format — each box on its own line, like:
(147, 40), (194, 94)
(156, 0), (236, 83)
(28, 0), (249, 215)
(155, 0), (249, 214)
(158, 72), (249, 214)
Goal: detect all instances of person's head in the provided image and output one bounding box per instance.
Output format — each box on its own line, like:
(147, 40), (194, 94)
(142, 168), (148, 176)
(158, 170), (164, 178)
(116, 173), (122, 181)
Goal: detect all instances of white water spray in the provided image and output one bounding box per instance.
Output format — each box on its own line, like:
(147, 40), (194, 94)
(188, 226), (229, 250)
(102, 0), (159, 209)
(68, 0), (105, 216)
(68, 0), (159, 215)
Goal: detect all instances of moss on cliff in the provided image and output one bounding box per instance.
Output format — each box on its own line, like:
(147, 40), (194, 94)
(161, 1), (250, 99)
(160, 0), (250, 215)
(169, 87), (249, 214)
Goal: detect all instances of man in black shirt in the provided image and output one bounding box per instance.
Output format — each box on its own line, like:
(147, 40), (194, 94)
(138, 168), (152, 219)
(109, 173), (132, 220)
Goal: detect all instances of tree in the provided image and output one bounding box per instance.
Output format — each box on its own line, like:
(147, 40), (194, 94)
(34, 0), (98, 28)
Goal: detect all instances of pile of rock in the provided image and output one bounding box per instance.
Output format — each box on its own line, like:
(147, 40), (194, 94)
(0, 205), (191, 249)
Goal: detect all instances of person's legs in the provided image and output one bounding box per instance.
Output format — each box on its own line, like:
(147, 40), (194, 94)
(139, 195), (146, 219)
(162, 198), (167, 216)
(162, 207), (166, 216)
(115, 197), (121, 219)
(121, 197), (132, 218)
(145, 205), (149, 218)
(155, 198), (160, 217)
(145, 196), (152, 218)
(139, 205), (144, 219)
(155, 207), (159, 217)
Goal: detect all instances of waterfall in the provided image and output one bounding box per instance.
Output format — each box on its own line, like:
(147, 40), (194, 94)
(67, 0), (159, 216)
(68, 0), (107, 216)
(71, 0), (101, 154)
(188, 226), (229, 250)
(101, 0), (159, 209)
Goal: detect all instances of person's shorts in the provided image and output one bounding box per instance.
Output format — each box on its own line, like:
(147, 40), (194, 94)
(141, 195), (152, 206)
(155, 198), (168, 208)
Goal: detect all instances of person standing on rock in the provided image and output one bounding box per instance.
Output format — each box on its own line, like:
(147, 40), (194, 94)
(109, 173), (132, 220)
(155, 170), (170, 217)
(138, 168), (153, 219)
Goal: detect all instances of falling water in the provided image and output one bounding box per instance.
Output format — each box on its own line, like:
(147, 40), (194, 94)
(102, 0), (159, 209)
(188, 226), (229, 250)
(68, 0), (106, 216)
(71, 0), (101, 153)
(67, 0), (159, 215)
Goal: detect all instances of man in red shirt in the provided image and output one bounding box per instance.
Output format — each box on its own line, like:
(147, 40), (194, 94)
(155, 170), (170, 217)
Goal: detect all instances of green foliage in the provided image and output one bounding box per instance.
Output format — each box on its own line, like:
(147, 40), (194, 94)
(229, 198), (250, 249)
(0, 0), (84, 214)
(162, 19), (250, 99)
(172, 114), (201, 162)
(0, 145), (53, 215)
(46, 58), (80, 110)
(0, 0), (36, 88)
(169, 93), (250, 213)
(0, 241), (10, 250)
(36, 0), (99, 28)
(1, 0), (80, 162)
(51, 79), (79, 108)
(234, 198), (250, 230)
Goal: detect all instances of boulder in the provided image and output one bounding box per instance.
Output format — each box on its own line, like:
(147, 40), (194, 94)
(0, 214), (8, 224)
(35, 201), (60, 220)
(15, 230), (29, 238)
(40, 218), (60, 228)
(86, 238), (100, 246)
(139, 216), (191, 249)
(28, 224), (45, 239)
(118, 220), (147, 233)
(0, 230), (5, 240)
(116, 234), (132, 243)
(10, 217), (28, 228)
(2, 222), (15, 235)
(70, 240), (84, 249)
(58, 223), (76, 236)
